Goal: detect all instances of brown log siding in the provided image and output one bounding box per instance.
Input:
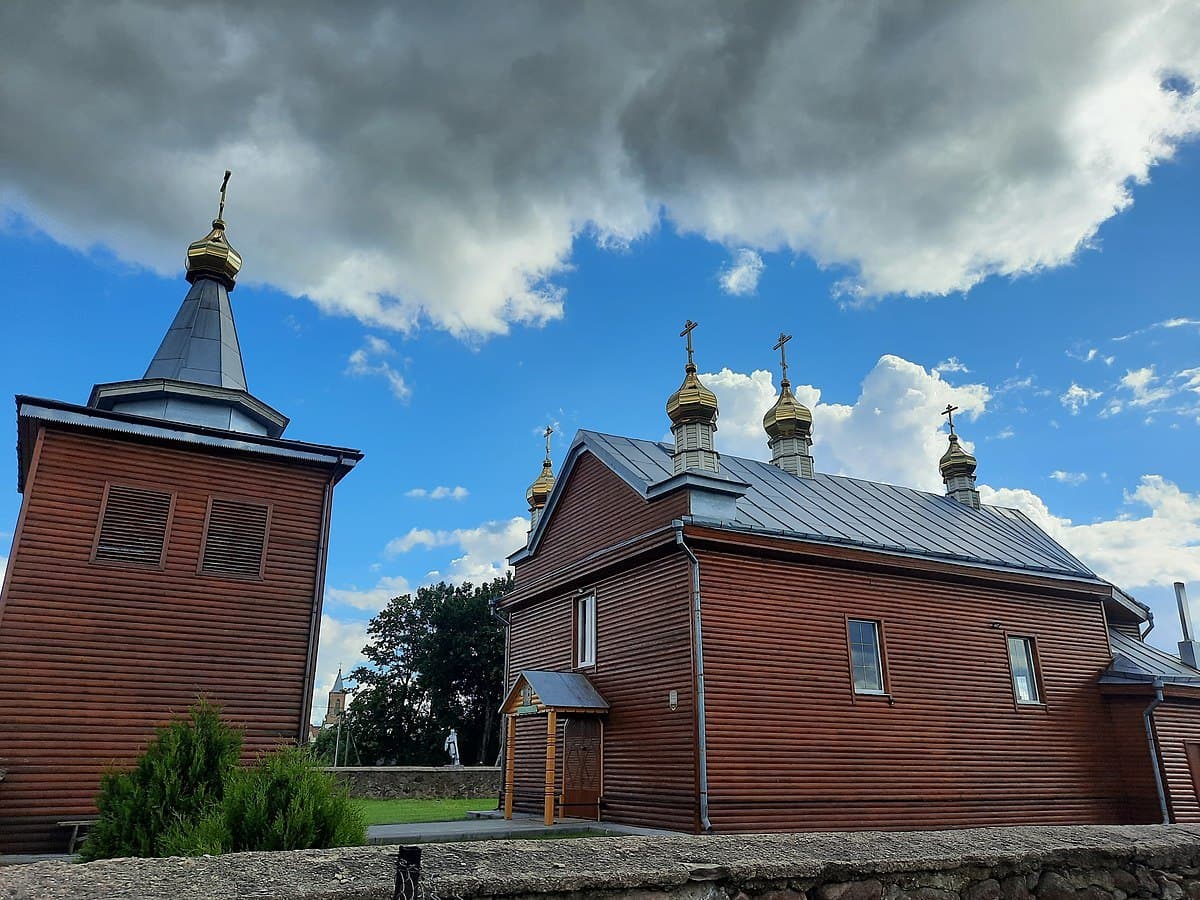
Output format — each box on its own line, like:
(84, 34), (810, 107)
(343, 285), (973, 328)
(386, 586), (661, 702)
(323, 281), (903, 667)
(508, 554), (696, 832)
(1153, 700), (1200, 822)
(696, 547), (1130, 831)
(0, 427), (331, 852)
(516, 452), (687, 585)
(1104, 695), (1164, 824)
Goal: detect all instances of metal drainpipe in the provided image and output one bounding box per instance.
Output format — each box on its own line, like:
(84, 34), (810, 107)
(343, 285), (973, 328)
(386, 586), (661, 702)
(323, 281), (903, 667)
(490, 599), (512, 807)
(1143, 677), (1170, 824)
(674, 521), (713, 833)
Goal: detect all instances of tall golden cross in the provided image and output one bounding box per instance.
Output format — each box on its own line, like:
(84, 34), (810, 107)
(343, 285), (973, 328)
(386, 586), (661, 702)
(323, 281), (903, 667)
(773, 331), (793, 382)
(543, 425), (553, 460)
(680, 319), (698, 366)
(942, 403), (958, 433)
(218, 170), (232, 221)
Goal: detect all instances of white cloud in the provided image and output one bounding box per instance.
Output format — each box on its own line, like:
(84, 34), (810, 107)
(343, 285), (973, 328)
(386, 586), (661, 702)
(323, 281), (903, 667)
(387, 517), (528, 585)
(717, 249), (765, 296)
(1049, 470), (1088, 486)
(1114, 317), (1200, 342)
(994, 427), (1015, 440)
(405, 485), (469, 501)
(2, 4), (1198, 335)
(934, 357), (970, 375)
(325, 574), (413, 612)
(704, 354), (989, 492)
(1060, 382), (1102, 414)
(980, 476), (1200, 592)
(1120, 365), (1177, 406)
(346, 336), (411, 401)
(311, 614), (369, 726)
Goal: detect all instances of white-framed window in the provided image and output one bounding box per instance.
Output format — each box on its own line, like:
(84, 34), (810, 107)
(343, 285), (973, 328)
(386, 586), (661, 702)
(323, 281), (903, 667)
(1007, 635), (1042, 704)
(848, 618), (885, 694)
(575, 592), (596, 668)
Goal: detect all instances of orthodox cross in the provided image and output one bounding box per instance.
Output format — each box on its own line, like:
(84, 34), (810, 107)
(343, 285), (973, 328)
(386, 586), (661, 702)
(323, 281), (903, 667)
(680, 319), (698, 366)
(543, 425), (553, 460)
(218, 169), (232, 221)
(773, 331), (793, 382)
(942, 403), (958, 434)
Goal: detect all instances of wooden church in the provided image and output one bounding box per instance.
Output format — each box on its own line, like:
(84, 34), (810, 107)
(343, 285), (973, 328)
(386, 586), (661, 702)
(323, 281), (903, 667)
(0, 175), (362, 851)
(498, 323), (1200, 833)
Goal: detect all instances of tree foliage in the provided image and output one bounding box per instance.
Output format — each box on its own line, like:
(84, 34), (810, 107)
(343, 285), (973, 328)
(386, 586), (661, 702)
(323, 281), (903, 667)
(344, 574), (510, 766)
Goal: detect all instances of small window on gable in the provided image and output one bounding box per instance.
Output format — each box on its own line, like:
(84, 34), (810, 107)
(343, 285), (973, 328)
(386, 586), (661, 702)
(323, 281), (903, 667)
(848, 618), (886, 695)
(93, 484), (174, 568)
(200, 497), (270, 579)
(1007, 635), (1042, 704)
(575, 592), (596, 668)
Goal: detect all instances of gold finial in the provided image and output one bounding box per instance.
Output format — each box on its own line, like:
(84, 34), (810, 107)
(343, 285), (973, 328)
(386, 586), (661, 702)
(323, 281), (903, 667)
(527, 427), (556, 510)
(942, 403), (958, 435)
(217, 170), (231, 222)
(680, 319), (698, 369)
(773, 332), (793, 383)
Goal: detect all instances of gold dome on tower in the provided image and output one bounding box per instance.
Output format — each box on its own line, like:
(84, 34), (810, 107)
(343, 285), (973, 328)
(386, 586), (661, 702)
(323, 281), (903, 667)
(185, 170), (242, 290)
(526, 426), (556, 511)
(666, 320), (718, 426)
(939, 431), (978, 482)
(763, 380), (812, 440)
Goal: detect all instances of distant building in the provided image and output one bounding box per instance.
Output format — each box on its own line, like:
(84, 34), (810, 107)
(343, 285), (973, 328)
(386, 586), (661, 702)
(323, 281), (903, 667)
(0, 176), (362, 851)
(309, 668), (349, 743)
(499, 324), (1200, 832)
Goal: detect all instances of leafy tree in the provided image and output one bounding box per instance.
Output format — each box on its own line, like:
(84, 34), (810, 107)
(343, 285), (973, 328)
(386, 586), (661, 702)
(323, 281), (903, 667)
(347, 575), (509, 766)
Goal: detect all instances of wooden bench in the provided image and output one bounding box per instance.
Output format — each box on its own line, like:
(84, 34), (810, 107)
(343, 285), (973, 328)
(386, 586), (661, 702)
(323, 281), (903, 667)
(57, 817), (98, 854)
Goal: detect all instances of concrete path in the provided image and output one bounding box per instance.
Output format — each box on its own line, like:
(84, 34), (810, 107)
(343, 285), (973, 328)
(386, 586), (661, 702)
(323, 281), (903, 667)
(366, 813), (671, 844)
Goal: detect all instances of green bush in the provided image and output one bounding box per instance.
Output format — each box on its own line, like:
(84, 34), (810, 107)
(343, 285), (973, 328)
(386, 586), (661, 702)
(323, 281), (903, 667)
(80, 699), (242, 861)
(161, 746), (366, 854)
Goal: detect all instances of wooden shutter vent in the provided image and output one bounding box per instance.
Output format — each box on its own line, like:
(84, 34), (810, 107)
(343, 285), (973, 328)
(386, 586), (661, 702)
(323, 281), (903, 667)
(201, 498), (270, 578)
(94, 485), (173, 566)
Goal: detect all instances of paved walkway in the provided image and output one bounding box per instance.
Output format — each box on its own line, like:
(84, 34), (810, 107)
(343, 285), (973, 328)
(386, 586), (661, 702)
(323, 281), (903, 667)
(366, 813), (671, 844)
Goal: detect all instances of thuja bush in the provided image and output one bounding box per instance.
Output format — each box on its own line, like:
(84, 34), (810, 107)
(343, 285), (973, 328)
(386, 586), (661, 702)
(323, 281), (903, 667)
(83, 701), (365, 860)
(164, 746), (366, 854)
(80, 699), (241, 861)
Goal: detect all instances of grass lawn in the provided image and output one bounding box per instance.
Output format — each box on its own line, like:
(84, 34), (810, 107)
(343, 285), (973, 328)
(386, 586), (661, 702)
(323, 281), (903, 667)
(352, 797), (498, 826)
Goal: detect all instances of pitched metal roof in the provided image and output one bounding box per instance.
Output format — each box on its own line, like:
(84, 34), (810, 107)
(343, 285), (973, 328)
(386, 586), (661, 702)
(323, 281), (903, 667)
(144, 278), (247, 390)
(331, 670), (346, 693)
(503, 670), (609, 712)
(574, 430), (1097, 580)
(1104, 629), (1200, 684)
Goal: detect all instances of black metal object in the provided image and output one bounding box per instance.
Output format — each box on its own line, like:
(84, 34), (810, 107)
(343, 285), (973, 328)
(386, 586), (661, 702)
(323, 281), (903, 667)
(393, 845), (422, 900)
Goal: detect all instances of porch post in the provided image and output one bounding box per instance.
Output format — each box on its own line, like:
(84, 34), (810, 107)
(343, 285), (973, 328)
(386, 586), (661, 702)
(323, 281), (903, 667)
(504, 714), (516, 820)
(544, 709), (557, 826)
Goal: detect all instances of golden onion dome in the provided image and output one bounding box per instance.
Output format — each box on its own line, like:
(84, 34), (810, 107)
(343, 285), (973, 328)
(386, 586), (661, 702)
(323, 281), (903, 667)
(939, 432), (978, 481)
(526, 459), (555, 509)
(185, 217), (242, 290)
(666, 363), (719, 426)
(763, 379), (812, 440)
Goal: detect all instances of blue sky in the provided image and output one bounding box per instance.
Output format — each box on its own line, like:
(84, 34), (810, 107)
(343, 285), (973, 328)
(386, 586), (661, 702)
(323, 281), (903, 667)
(1, 3), (1198, 723)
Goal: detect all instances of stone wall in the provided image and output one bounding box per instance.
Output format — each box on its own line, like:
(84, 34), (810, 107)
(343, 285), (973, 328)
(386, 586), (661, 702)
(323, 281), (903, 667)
(7, 824), (1200, 900)
(328, 765), (500, 800)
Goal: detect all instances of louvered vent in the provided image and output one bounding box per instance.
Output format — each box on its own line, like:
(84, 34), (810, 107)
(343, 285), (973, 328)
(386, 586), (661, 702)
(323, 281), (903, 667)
(94, 485), (173, 566)
(201, 498), (270, 578)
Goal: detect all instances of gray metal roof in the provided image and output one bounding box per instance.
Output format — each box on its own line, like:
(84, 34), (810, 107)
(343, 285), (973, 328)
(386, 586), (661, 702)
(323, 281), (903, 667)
(1104, 629), (1200, 684)
(144, 277), (248, 390)
(510, 670), (609, 711)
(575, 430), (1097, 580)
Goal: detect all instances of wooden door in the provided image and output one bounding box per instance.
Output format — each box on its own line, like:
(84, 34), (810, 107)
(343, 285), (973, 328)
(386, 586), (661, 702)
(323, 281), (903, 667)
(561, 718), (602, 819)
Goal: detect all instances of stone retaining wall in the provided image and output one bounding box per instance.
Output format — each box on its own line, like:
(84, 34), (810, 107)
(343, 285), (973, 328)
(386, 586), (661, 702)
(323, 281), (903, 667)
(6, 824), (1200, 900)
(328, 765), (500, 800)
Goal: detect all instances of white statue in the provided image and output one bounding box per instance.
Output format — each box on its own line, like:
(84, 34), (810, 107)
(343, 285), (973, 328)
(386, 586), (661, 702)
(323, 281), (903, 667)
(444, 728), (460, 766)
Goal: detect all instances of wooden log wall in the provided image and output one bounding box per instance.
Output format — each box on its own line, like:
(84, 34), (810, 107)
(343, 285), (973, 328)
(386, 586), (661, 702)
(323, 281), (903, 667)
(695, 546), (1138, 831)
(1153, 699), (1200, 822)
(508, 554), (697, 832)
(0, 426), (332, 852)
(1103, 694), (1167, 824)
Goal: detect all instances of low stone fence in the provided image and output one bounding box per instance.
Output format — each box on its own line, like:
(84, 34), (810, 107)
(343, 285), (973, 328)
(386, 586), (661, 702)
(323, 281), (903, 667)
(328, 765), (500, 800)
(6, 824), (1200, 899)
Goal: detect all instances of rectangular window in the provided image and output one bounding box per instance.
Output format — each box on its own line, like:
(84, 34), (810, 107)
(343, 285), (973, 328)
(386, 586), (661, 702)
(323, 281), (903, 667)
(1007, 635), (1042, 704)
(848, 618), (885, 694)
(200, 497), (271, 579)
(92, 483), (174, 568)
(575, 592), (596, 668)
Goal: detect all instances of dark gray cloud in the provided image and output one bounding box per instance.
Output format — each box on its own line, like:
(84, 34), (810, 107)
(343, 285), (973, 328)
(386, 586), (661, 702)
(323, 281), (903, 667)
(1, 1), (1197, 335)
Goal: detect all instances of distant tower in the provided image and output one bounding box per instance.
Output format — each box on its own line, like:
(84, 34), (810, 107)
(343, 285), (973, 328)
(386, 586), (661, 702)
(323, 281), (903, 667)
(0, 172), (362, 851)
(324, 669), (348, 727)
(763, 332), (815, 478)
(666, 320), (720, 474)
(939, 404), (980, 509)
(526, 426), (556, 533)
